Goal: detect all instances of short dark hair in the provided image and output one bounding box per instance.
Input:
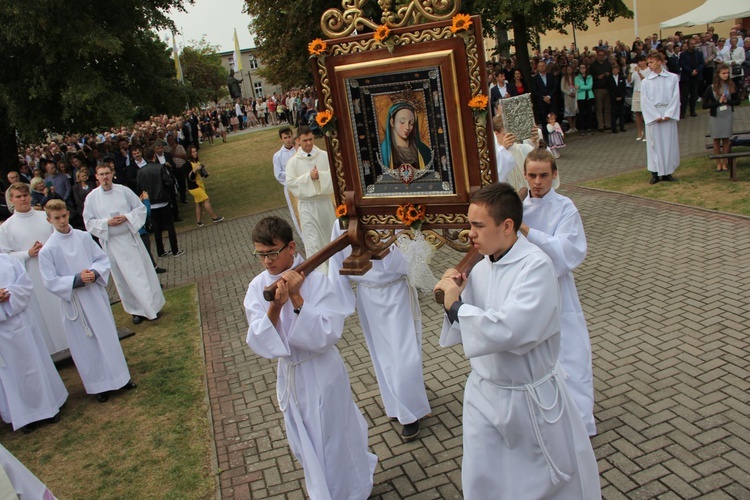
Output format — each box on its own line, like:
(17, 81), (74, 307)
(278, 126), (293, 138)
(129, 144), (142, 153)
(252, 216), (293, 246)
(143, 148), (155, 161)
(297, 125), (313, 138)
(470, 182), (522, 231)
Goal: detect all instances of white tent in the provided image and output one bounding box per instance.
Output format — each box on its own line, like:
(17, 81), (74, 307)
(660, 0), (750, 29)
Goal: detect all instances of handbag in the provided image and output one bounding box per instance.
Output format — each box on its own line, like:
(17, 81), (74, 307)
(731, 64), (742, 76)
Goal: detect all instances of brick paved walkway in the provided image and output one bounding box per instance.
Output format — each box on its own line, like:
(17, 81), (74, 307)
(157, 107), (750, 499)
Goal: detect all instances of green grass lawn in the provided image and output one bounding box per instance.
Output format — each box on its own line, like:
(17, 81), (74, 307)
(582, 150), (750, 217)
(0, 285), (215, 499)
(172, 128), (328, 232)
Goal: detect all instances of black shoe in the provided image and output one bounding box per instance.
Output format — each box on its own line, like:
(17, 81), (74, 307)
(173, 250), (185, 257)
(159, 251), (172, 257)
(122, 381), (137, 390)
(47, 413), (61, 424)
(649, 174), (660, 185)
(662, 174), (675, 181)
(154, 266), (167, 274)
(132, 315), (143, 325)
(21, 423), (37, 434)
(96, 392), (110, 403)
(402, 421), (421, 441)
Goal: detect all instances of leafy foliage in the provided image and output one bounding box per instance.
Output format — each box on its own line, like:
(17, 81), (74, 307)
(180, 38), (230, 107)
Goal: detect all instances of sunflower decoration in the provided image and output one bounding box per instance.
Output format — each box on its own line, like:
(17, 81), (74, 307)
(396, 203), (427, 231)
(468, 94), (490, 121)
(450, 13), (473, 34)
(308, 38), (328, 57)
(373, 25), (397, 53)
(335, 203), (349, 228)
(315, 109), (337, 137)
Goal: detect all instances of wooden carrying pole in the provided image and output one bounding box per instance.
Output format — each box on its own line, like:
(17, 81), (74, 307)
(263, 233), (350, 301)
(434, 247), (482, 304)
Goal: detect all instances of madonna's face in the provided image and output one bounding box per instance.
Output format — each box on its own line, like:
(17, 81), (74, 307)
(391, 108), (415, 142)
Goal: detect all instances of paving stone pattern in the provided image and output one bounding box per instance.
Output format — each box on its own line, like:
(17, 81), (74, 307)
(154, 108), (750, 499)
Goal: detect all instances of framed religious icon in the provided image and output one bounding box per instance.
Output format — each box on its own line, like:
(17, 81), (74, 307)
(305, 0), (493, 275)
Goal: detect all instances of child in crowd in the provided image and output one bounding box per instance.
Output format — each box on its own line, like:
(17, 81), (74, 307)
(244, 216), (376, 500)
(38, 200), (137, 403)
(545, 113), (565, 158)
(185, 146), (224, 227)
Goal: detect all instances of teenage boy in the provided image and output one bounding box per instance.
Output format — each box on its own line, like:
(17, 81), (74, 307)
(39, 200), (137, 403)
(519, 148), (596, 436)
(607, 65), (627, 133)
(244, 216), (376, 500)
(434, 183), (600, 499)
(272, 127), (303, 236)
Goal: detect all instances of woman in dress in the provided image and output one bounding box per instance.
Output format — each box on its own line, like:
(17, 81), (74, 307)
(702, 64), (740, 171)
(379, 103), (432, 172)
(628, 55), (649, 141)
(185, 146), (224, 226)
(560, 65), (578, 133)
(575, 64), (594, 135)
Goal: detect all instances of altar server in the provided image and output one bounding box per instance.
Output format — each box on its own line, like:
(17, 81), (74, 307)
(39, 200), (136, 403)
(0, 443), (56, 499)
(0, 183), (68, 355)
(244, 216), (376, 500)
(641, 51), (681, 184)
(328, 223), (431, 441)
(435, 183), (600, 499)
(83, 164), (165, 324)
(284, 126), (336, 273)
(0, 254), (67, 432)
(519, 148), (596, 436)
(273, 126), (303, 236)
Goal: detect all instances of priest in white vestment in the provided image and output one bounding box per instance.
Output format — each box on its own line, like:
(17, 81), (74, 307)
(0, 254), (68, 432)
(285, 126), (336, 273)
(39, 201), (134, 401)
(435, 183), (600, 500)
(328, 223), (431, 441)
(245, 216), (376, 500)
(520, 149), (596, 436)
(0, 183), (68, 356)
(273, 127), (303, 236)
(83, 164), (165, 323)
(0, 443), (56, 499)
(641, 51), (680, 184)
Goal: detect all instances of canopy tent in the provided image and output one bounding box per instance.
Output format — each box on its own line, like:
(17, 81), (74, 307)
(660, 0), (750, 29)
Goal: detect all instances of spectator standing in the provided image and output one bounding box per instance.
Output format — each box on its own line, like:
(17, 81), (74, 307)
(560, 65), (578, 133)
(507, 69), (526, 96)
(136, 148), (183, 258)
(186, 146), (224, 226)
(629, 55), (651, 141)
(642, 52), (680, 184)
(703, 64), (740, 171)
(531, 61), (557, 143)
(70, 168), (97, 229)
(153, 140), (182, 222)
(607, 64), (628, 133)
(590, 49), (613, 131)
(575, 64), (594, 135)
(728, 36), (746, 94)
(679, 39), (705, 118)
(700, 33), (717, 95)
(165, 134), (189, 205)
(83, 164), (165, 325)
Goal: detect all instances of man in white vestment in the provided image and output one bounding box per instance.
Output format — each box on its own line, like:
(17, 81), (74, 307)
(0, 183), (68, 356)
(244, 216), (376, 500)
(0, 443), (56, 499)
(435, 183), (601, 500)
(39, 201), (136, 403)
(83, 164), (165, 324)
(0, 254), (68, 433)
(285, 125), (336, 273)
(642, 51), (681, 184)
(272, 126), (303, 236)
(519, 148), (596, 436)
(328, 223), (431, 441)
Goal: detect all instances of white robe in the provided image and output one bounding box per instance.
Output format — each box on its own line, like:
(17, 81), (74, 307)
(328, 224), (431, 425)
(0, 209), (68, 355)
(285, 146), (336, 273)
(83, 185), (165, 319)
(493, 137), (561, 191)
(641, 69), (680, 176)
(440, 237), (600, 500)
(244, 255), (376, 500)
(273, 144), (303, 237)
(0, 255), (68, 431)
(523, 189), (596, 436)
(39, 228), (131, 394)
(0, 444), (56, 499)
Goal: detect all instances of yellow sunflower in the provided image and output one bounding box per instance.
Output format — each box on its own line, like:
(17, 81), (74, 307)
(374, 25), (391, 42)
(468, 94), (489, 110)
(308, 38), (327, 56)
(450, 13), (473, 34)
(316, 110), (333, 127)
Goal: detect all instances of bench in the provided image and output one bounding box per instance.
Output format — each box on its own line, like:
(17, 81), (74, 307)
(708, 152), (750, 181)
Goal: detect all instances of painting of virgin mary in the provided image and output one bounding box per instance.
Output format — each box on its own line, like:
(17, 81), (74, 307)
(379, 102), (433, 172)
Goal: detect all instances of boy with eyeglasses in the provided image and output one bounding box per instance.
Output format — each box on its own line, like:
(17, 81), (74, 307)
(243, 216), (376, 500)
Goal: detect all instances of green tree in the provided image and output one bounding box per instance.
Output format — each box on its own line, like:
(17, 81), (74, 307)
(180, 38), (230, 107)
(0, 0), (192, 173)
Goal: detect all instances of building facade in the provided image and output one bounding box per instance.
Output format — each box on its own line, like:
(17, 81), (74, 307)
(217, 48), (282, 101)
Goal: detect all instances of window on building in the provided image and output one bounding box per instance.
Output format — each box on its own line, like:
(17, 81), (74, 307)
(248, 58), (258, 69)
(254, 82), (264, 97)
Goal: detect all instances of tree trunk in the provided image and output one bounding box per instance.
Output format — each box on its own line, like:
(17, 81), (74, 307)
(511, 12), (532, 93)
(0, 105), (19, 178)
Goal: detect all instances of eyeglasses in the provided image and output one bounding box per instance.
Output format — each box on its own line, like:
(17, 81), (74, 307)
(252, 242), (289, 262)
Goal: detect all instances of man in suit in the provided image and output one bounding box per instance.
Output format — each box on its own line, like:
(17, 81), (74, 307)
(532, 61), (557, 143)
(153, 140), (182, 222)
(607, 65), (627, 133)
(699, 33), (716, 96)
(112, 137), (131, 186)
(679, 39), (705, 118)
